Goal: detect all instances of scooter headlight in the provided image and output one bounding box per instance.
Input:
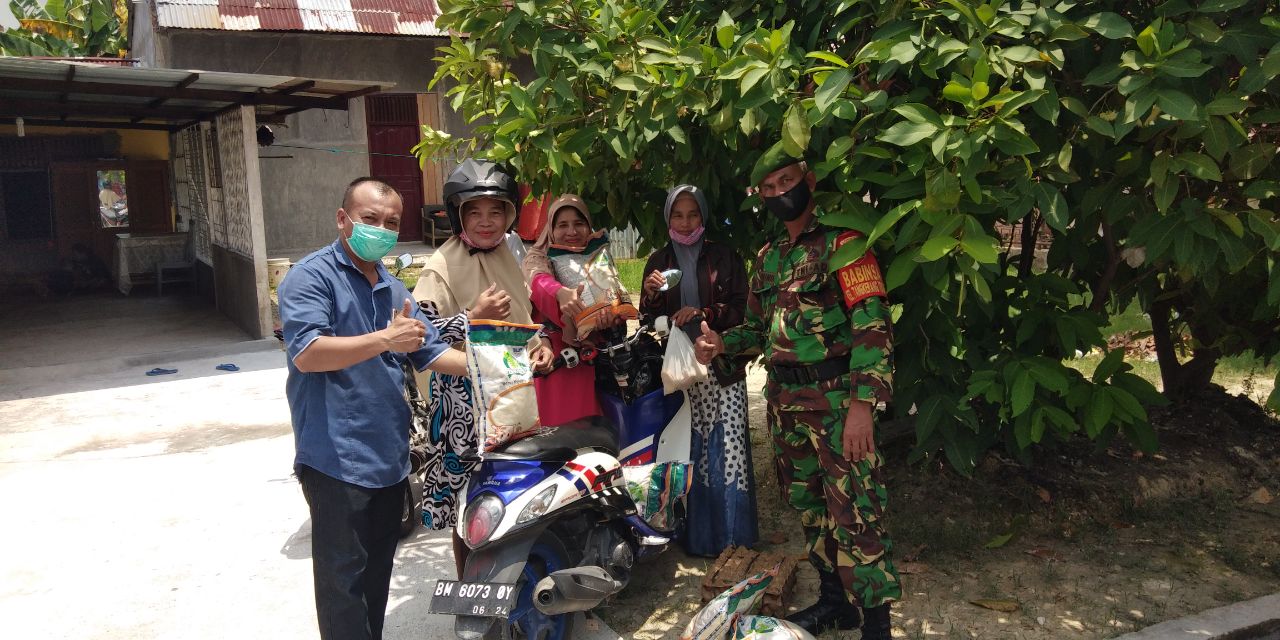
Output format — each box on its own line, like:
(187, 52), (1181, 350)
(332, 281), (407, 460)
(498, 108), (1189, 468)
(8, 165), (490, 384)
(517, 486), (558, 525)
(463, 494), (504, 549)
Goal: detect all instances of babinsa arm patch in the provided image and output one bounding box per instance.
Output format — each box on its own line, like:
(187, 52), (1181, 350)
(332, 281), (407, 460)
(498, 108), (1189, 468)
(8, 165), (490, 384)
(833, 230), (887, 309)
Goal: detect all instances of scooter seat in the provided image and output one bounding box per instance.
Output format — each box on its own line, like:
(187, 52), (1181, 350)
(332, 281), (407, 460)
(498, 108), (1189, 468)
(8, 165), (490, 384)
(487, 418), (619, 460)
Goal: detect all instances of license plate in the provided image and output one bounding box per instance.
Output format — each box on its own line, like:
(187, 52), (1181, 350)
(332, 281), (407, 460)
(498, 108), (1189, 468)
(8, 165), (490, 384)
(427, 580), (519, 618)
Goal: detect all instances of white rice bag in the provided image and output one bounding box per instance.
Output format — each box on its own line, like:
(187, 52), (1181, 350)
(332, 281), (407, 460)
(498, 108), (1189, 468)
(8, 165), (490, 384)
(466, 320), (542, 452)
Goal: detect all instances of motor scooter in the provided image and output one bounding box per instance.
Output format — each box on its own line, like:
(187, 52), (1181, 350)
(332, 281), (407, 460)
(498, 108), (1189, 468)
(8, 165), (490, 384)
(428, 317), (692, 640)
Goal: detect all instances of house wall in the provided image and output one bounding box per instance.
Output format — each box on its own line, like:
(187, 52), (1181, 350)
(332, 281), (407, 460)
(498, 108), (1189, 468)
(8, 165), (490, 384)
(141, 29), (468, 254)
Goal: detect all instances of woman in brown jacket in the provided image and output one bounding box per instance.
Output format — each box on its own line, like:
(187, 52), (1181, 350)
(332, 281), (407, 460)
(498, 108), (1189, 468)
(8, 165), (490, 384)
(640, 184), (758, 557)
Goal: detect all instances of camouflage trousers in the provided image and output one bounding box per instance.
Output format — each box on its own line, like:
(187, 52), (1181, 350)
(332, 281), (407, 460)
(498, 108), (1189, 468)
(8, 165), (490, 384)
(767, 401), (901, 608)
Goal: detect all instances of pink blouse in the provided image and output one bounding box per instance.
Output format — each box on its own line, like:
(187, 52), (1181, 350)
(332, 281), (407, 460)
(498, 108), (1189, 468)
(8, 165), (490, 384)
(530, 272), (602, 426)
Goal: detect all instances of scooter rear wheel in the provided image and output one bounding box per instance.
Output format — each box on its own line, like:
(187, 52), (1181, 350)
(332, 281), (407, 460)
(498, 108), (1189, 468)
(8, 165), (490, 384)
(502, 531), (576, 640)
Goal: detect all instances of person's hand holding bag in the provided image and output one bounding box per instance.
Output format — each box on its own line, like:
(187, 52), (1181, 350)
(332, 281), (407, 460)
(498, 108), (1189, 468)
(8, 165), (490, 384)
(661, 322), (709, 395)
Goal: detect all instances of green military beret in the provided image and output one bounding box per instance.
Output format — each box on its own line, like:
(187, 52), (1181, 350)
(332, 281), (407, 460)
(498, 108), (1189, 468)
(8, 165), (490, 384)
(749, 140), (806, 186)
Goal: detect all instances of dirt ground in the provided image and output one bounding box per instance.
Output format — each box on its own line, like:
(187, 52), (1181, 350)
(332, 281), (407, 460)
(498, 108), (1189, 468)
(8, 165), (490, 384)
(597, 368), (1280, 639)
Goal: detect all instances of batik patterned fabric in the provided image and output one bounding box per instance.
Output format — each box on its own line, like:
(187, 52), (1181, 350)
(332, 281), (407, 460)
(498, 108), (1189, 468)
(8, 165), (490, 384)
(718, 213), (901, 608)
(681, 568), (775, 640)
(416, 302), (475, 530)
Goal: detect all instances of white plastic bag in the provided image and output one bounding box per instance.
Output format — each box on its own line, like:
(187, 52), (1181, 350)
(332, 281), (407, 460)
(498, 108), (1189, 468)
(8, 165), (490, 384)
(662, 325), (709, 394)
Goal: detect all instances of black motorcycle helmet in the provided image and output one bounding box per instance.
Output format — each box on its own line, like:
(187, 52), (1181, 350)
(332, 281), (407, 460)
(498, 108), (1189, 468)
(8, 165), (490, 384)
(442, 159), (520, 235)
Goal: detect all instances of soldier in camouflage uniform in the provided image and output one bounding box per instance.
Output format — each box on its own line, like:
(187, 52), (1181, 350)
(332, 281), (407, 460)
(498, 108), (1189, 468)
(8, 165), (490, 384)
(695, 142), (899, 640)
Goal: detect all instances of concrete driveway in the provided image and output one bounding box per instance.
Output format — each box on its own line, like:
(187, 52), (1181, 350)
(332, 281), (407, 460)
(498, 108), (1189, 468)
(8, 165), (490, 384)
(0, 346), (620, 639)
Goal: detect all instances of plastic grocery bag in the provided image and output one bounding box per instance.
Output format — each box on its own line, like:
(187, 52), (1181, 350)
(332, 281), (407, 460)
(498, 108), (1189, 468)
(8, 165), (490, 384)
(661, 325), (709, 394)
(466, 320), (542, 453)
(549, 234), (639, 337)
(733, 616), (815, 640)
(681, 567), (777, 640)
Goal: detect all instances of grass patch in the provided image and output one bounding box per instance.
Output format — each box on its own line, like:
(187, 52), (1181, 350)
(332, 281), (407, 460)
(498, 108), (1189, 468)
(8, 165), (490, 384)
(615, 258), (647, 295)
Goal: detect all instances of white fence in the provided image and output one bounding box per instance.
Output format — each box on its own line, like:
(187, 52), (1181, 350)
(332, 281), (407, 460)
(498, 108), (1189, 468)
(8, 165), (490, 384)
(608, 225), (644, 259)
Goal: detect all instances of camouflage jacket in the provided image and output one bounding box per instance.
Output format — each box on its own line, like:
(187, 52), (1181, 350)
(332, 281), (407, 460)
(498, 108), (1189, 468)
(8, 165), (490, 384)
(721, 213), (894, 412)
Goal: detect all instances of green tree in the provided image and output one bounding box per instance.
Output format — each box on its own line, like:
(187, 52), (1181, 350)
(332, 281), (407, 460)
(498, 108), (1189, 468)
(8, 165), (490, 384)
(0, 0), (129, 57)
(417, 0), (1280, 471)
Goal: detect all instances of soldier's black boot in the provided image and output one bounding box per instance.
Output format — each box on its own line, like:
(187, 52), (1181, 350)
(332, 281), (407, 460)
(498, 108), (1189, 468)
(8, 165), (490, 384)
(784, 567), (861, 635)
(860, 603), (893, 640)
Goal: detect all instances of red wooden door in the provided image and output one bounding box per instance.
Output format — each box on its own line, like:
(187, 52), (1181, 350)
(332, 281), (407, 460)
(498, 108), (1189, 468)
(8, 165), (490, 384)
(366, 95), (424, 242)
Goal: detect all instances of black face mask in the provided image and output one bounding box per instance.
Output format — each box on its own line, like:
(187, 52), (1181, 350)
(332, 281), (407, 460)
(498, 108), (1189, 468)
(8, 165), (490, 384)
(762, 178), (812, 222)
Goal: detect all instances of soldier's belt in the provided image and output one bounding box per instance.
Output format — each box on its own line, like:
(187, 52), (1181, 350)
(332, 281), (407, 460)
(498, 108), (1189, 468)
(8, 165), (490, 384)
(769, 357), (850, 385)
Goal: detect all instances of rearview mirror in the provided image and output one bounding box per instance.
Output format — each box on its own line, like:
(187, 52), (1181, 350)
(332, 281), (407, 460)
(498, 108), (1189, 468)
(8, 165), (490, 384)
(394, 252), (414, 272)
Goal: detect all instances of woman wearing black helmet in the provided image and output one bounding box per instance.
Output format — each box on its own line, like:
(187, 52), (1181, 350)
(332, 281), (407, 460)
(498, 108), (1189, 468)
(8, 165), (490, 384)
(411, 159), (551, 572)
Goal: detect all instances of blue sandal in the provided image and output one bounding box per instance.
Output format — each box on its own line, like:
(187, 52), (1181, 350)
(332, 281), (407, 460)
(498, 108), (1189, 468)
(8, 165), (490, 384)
(215, 363), (240, 372)
(145, 368), (178, 376)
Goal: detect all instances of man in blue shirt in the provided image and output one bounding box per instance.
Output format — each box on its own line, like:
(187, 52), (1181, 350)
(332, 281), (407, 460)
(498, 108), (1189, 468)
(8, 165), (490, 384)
(279, 177), (468, 640)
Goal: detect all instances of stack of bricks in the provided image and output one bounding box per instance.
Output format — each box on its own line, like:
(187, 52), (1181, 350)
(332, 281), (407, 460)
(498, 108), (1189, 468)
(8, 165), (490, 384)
(699, 546), (799, 617)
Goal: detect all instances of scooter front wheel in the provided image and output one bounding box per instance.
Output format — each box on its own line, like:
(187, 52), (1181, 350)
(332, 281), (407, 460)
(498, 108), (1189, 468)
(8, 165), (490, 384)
(502, 531), (576, 640)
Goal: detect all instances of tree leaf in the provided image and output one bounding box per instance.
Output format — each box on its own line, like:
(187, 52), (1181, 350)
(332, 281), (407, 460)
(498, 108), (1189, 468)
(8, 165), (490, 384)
(961, 233), (999, 264)
(1186, 16), (1223, 43)
(885, 252), (919, 291)
(919, 235), (959, 261)
(1158, 52), (1212, 78)
(815, 68), (852, 113)
(1080, 12), (1134, 39)
(1205, 95), (1247, 116)
(1156, 89), (1201, 120)
(1034, 182), (1068, 232)
(613, 74), (651, 91)
(1177, 152), (1222, 181)
(924, 168), (962, 211)
(1229, 144), (1277, 180)
(806, 51), (849, 67)
(782, 104), (811, 156)
(740, 65), (769, 94)
(878, 121), (939, 147)
(1092, 349), (1127, 383)
(1086, 389), (1115, 437)
(892, 103), (944, 126)
(1197, 0), (1249, 13)
(1010, 367), (1035, 417)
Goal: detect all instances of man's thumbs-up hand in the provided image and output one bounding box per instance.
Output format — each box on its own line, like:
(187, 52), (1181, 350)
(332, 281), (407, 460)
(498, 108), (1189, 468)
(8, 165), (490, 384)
(383, 297), (427, 353)
(693, 320), (723, 365)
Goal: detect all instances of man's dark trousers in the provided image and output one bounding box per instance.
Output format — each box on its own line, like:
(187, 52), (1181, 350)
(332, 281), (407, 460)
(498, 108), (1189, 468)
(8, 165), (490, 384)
(298, 464), (408, 640)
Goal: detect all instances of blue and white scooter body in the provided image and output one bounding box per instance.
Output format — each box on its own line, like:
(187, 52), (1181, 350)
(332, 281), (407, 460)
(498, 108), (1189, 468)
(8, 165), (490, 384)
(431, 317), (692, 640)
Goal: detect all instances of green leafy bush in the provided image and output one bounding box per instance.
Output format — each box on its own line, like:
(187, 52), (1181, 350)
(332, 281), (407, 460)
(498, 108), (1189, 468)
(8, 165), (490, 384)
(417, 0), (1280, 471)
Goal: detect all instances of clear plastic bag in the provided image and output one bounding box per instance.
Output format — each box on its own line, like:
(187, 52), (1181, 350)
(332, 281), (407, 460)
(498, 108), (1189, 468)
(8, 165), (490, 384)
(661, 326), (709, 394)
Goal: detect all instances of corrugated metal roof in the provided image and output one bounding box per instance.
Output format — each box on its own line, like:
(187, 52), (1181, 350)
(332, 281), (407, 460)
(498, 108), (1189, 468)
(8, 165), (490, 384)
(154, 0), (446, 36)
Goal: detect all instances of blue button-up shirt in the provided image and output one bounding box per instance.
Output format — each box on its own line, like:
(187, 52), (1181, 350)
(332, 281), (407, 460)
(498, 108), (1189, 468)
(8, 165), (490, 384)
(280, 240), (450, 488)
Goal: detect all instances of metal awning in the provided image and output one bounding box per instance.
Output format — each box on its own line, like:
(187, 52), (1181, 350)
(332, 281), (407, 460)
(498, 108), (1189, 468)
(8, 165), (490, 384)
(0, 57), (393, 132)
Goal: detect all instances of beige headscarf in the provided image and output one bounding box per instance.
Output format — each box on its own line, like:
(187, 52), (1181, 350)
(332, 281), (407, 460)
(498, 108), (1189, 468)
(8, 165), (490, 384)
(414, 196), (532, 324)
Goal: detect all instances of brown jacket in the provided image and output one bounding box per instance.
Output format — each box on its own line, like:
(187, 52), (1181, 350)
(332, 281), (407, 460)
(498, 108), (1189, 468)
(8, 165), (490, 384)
(641, 240), (749, 383)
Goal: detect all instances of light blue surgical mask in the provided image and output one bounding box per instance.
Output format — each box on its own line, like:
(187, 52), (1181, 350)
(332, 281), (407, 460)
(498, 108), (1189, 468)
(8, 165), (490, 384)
(347, 220), (399, 262)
